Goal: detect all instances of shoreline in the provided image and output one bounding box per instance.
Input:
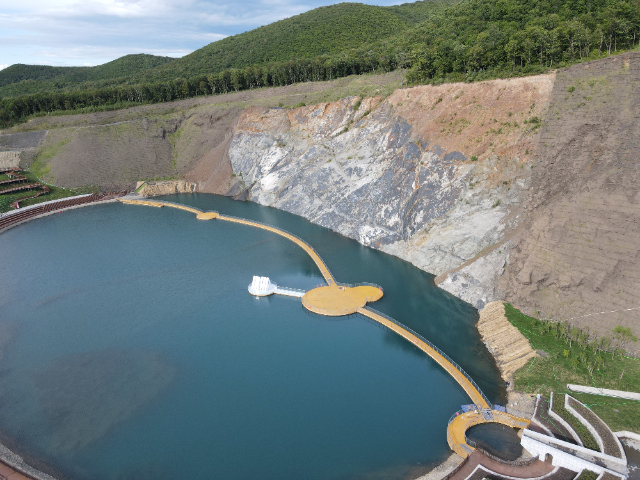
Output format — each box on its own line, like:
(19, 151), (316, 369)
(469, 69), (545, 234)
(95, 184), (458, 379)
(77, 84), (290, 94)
(0, 439), (61, 480)
(0, 197), (119, 235)
(0, 196), (126, 480)
(0, 192), (510, 480)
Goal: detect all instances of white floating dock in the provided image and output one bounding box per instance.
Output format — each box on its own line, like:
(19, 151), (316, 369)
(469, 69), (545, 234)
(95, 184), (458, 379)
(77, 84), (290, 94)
(248, 276), (277, 296)
(274, 287), (304, 298)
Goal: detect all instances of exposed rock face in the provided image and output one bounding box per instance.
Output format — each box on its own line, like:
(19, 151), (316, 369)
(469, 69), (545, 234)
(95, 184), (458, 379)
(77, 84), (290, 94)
(476, 302), (537, 385)
(224, 76), (553, 308)
(4, 56), (640, 344)
(138, 180), (197, 196)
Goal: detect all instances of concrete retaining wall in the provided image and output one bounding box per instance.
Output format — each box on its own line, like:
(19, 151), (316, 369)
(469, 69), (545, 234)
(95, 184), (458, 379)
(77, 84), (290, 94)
(549, 393), (583, 446)
(568, 385), (640, 401)
(521, 430), (626, 476)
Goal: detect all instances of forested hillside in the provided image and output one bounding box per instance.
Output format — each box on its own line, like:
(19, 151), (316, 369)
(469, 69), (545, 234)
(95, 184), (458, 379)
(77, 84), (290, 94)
(0, 54), (175, 97)
(1, 0), (638, 128)
(0, 1), (451, 98)
(125, 2), (435, 84)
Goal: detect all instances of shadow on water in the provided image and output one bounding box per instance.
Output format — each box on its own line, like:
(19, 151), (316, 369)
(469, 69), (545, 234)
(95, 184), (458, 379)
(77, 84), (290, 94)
(466, 423), (523, 461)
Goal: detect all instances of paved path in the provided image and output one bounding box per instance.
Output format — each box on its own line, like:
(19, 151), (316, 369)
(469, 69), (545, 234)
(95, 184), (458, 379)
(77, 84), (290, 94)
(450, 450), (555, 480)
(0, 462), (35, 480)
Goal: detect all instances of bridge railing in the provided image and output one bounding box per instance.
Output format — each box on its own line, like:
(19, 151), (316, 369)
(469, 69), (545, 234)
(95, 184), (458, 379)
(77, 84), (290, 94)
(219, 213), (336, 283)
(335, 281), (384, 293)
(363, 306), (492, 408)
(139, 199), (204, 213)
(449, 409), (466, 425)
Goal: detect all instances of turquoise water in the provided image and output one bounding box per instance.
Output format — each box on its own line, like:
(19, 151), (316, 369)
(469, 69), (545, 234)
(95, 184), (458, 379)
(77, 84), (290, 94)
(0, 194), (504, 480)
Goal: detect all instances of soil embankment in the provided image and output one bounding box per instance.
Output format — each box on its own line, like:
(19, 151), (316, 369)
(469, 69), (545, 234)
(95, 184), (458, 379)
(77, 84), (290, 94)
(499, 53), (640, 345)
(137, 180), (197, 196)
(477, 302), (537, 385)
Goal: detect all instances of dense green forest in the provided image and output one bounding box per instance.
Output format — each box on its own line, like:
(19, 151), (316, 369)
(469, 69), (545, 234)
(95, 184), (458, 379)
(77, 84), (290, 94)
(0, 1), (452, 98)
(0, 54), (175, 97)
(1, 0), (638, 128)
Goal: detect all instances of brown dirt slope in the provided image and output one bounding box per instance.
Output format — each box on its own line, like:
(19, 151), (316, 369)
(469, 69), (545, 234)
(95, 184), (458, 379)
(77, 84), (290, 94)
(500, 52), (640, 346)
(389, 74), (554, 169)
(1, 72), (401, 192)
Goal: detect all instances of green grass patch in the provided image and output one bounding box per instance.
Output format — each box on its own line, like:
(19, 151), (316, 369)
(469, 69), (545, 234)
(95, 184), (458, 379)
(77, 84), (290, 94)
(570, 391), (640, 433)
(575, 471), (598, 480)
(505, 303), (640, 433)
(552, 393), (599, 450)
(29, 138), (71, 181)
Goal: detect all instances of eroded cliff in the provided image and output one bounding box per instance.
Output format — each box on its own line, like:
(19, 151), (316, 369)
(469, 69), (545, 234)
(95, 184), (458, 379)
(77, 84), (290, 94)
(210, 75), (554, 309)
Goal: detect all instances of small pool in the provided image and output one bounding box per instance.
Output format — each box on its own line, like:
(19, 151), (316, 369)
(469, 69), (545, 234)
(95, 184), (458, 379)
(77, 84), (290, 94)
(466, 423), (523, 461)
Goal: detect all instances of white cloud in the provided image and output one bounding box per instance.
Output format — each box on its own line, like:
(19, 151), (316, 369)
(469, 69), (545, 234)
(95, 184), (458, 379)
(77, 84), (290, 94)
(0, 64), (8, 70)
(0, 0), (403, 67)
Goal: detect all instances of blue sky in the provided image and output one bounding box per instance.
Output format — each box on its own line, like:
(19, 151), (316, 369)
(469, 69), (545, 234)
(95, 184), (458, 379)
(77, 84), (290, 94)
(0, 0), (403, 70)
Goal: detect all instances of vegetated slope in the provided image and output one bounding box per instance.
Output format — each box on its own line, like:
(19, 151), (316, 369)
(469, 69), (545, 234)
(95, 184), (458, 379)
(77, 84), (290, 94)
(0, 54), (175, 98)
(499, 52), (640, 344)
(8, 71), (402, 192)
(0, 1), (450, 99)
(1, 0), (638, 128)
(128, 2), (440, 84)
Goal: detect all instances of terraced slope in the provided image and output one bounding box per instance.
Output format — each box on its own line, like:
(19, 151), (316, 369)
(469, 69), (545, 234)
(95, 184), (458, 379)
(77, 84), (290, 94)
(499, 53), (640, 344)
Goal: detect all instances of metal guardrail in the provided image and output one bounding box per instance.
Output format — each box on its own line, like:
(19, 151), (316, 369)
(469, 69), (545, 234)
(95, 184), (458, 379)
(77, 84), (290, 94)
(364, 306), (492, 408)
(335, 281), (384, 292)
(1, 194), (93, 218)
(277, 287), (306, 294)
(449, 409), (466, 424)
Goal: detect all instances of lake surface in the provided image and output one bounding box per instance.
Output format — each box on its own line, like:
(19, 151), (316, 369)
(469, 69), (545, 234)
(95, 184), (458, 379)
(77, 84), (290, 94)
(0, 193), (505, 480)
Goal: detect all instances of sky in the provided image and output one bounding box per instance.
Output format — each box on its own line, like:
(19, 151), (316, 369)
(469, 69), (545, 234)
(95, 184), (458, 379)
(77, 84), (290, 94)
(0, 0), (403, 70)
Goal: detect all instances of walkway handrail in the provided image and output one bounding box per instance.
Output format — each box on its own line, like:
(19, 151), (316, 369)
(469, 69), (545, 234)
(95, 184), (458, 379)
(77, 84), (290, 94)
(218, 212), (335, 284)
(363, 306), (492, 408)
(335, 281), (384, 293)
(449, 410), (466, 424)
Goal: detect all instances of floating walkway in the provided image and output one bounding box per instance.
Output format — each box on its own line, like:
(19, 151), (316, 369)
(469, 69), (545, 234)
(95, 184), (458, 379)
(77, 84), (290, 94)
(357, 307), (490, 409)
(119, 197), (334, 284)
(275, 287), (305, 298)
(118, 196), (529, 457)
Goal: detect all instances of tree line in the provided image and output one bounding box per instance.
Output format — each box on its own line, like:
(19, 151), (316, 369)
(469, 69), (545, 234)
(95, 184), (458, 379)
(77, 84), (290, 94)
(1, 0), (638, 128)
